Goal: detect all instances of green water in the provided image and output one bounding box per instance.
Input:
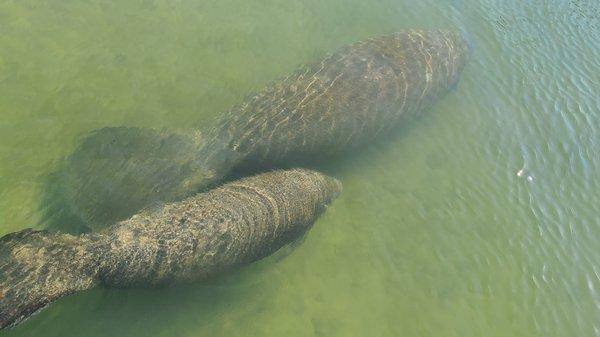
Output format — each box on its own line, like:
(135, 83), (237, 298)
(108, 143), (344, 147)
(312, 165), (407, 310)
(1, 0), (599, 336)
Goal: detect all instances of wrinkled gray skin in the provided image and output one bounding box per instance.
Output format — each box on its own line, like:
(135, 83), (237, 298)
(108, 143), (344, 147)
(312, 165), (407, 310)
(51, 29), (468, 229)
(0, 169), (341, 329)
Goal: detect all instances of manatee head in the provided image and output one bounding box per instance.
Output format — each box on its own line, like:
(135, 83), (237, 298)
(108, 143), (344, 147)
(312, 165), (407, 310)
(376, 29), (470, 94)
(429, 29), (471, 91)
(42, 127), (217, 231)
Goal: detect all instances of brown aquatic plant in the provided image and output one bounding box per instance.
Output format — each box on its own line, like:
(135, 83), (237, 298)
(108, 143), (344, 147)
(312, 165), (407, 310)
(49, 29), (469, 230)
(0, 169), (341, 329)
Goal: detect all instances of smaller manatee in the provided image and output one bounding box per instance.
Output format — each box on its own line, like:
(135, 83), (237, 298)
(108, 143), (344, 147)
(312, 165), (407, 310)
(1, 169), (341, 329)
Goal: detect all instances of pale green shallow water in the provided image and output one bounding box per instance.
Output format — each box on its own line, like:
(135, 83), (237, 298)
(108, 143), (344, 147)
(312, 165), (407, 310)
(1, 0), (600, 336)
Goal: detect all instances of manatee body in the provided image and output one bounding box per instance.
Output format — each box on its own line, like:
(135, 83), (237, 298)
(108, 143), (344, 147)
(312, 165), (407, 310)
(0, 169), (341, 329)
(52, 29), (468, 229)
(203, 29), (467, 164)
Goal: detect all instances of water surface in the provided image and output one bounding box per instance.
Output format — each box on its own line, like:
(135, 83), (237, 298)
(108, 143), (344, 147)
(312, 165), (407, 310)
(1, 0), (599, 336)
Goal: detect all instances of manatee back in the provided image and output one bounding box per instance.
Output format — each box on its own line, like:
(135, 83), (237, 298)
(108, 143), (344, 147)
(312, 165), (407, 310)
(208, 30), (468, 164)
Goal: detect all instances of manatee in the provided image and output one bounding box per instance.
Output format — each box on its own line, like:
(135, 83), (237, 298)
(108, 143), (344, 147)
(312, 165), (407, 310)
(45, 29), (468, 230)
(0, 169), (341, 329)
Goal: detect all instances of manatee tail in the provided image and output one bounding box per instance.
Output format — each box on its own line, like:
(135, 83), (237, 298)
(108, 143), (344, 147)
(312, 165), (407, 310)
(0, 229), (101, 329)
(42, 126), (209, 232)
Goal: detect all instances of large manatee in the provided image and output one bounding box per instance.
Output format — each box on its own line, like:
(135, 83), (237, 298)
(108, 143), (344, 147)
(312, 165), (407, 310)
(0, 169), (341, 329)
(47, 29), (468, 230)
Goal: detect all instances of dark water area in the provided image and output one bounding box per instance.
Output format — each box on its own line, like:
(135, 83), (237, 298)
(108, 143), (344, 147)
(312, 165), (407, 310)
(0, 0), (599, 336)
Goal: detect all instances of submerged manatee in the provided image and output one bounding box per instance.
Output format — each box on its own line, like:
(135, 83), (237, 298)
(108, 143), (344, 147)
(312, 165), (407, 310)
(51, 29), (468, 229)
(0, 169), (341, 329)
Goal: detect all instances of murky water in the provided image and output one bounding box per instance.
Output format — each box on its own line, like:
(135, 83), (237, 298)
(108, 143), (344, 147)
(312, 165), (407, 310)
(1, 0), (599, 336)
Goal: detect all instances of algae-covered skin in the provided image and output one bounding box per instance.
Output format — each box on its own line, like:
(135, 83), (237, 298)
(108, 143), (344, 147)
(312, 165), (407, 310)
(53, 29), (468, 229)
(0, 169), (341, 329)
